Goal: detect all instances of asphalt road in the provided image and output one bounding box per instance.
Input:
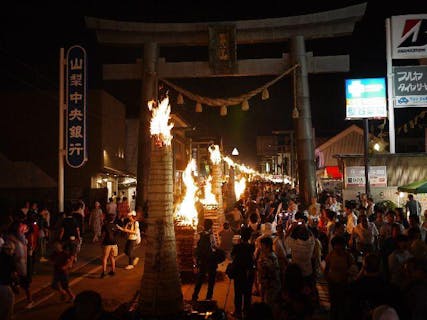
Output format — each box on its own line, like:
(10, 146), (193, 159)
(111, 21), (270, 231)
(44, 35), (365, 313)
(12, 235), (329, 320)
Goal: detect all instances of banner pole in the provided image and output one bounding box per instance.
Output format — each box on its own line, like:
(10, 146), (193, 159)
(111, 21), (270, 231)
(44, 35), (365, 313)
(59, 48), (65, 213)
(386, 18), (396, 153)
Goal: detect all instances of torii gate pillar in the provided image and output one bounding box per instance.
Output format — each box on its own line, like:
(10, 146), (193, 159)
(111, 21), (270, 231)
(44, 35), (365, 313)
(291, 36), (317, 207)
(137, 42), (158, 208)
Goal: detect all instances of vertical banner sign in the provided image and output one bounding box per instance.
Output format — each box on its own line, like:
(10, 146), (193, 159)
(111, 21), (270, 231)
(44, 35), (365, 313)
(66, 45), (87, 168)
(208, 25), (237, 75)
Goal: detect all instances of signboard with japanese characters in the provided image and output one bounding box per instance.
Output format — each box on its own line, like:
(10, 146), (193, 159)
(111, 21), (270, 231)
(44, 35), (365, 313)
(66, 45), (87, 168)
(208, 25), (237, 75)
(345, 166), (387, 188)
(391, 14), (427, 59)
(345, 78), (387, 119)
(393, 66), (427, 107)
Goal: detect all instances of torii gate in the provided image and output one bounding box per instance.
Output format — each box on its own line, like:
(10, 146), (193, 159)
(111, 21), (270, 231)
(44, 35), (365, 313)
(86, 4), (366, 316)
(86, 3), (366, 209)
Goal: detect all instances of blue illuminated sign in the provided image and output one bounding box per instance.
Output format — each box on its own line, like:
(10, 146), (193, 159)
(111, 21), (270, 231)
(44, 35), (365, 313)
(345, 78), (387, 119)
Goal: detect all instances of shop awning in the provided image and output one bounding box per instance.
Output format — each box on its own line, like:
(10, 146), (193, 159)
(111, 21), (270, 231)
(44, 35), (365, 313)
(398, 179), (427, 194)
(325, 166), (342, 179)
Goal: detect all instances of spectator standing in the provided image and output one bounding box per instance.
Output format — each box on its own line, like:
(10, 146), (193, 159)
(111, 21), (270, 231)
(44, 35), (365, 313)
(405, 194), (422, 217)
(219, 222), (234, 260)
(89, 201), (104, 243)
(0, 241), (18, 319)
(59, 210), (81, 265)
(350, 214), (379, 254)
(8, 221), (34, 309)
(395, 207), (410, 230)
(344, 202), (358, 237)
(324, 236), (355, 320)
(100, 214), (118, 278)
(192, 219), (218, 301)
(117, 211), (139, 270)
(38, 207), (50, 263)
(230, 227), (255, 319)
(281, 263), (315, 320)
(285, 220), (315, 280)
(388, 234), (412, 287)
(106, 197), (117, 219)
(273, 223), (288, 287)
(257, 236), (281, 318)
(349, 253), (402, 320)
(49, 241), (75, 302)
(117, 197), (130, 227)
(72, 201), (85, 235)
(307, 196), (320, 222)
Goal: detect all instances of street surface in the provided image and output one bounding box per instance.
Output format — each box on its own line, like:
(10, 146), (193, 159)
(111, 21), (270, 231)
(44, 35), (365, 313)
(12, 235), (329, 319)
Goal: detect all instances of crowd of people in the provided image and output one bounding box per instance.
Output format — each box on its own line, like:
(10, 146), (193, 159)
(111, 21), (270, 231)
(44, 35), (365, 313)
(193, 181), (427, 320)
(1, 183), (427, 320)
(0, 196), (144, 319)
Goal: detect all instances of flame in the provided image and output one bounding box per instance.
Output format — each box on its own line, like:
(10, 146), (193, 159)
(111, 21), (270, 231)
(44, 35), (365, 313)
(209, 145), (221, 165)
(235, 177), (246, 200)
(223, 156), (234, 167)
(148, 97), (174, 146)
(174, 159), (199, 227)
(200, 176), (218, 205)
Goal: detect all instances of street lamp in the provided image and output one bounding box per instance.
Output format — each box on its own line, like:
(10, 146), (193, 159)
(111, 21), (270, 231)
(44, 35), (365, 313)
(373, 143), (381, 152)
(232, 147), (239, 156)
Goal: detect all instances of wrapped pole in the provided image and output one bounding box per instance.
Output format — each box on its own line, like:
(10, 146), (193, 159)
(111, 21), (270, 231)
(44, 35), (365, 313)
(139, 141), (183, 316)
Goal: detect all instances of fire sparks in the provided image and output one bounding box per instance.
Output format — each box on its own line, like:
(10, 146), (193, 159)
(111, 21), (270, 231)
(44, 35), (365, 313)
(200, 176), (218, 205)
(235, 177), (246, 200)
(148, 97), (174, 146)
(174, 159), (199, 227)
(209, 145), (221, 165)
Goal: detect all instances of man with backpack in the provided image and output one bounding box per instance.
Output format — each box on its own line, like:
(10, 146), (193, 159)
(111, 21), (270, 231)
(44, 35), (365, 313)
(192, 219), (218, 302)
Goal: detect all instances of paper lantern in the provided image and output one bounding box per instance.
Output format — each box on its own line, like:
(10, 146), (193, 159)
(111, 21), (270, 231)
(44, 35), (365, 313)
(195, 102), (202, 113)
(241, 100), (249, 111)
(220, 105), (227, 116)
(262, 88), (270, 100)
(177, 93), (184, 105)
(292, 106), (299, 119)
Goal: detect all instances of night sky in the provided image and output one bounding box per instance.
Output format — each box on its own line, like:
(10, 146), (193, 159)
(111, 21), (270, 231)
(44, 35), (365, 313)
(1, 0), (427, 166)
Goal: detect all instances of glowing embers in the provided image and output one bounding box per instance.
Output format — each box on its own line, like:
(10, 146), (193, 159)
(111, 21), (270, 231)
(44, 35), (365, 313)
(235, 177), (246, 200)
(209, 144), (221, 165)
(174, 159), (198, 227)
(148, 97), (174, 146)
(200, 176), (218, 205)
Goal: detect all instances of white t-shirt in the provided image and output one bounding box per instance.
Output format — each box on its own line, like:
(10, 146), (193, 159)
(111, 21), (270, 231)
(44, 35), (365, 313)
(286, 235), (315, 277)
(126, 221), (139, 241)
(352, 222), (379, 245)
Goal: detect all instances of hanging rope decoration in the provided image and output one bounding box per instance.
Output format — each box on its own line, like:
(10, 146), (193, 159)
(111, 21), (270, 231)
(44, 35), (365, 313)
(396, 110), (426, 135)
(292, 67), (299, 119)
(160, 64), (299, 115)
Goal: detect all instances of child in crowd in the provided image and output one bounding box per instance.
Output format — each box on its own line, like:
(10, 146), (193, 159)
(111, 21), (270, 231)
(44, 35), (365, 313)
(50, 240), (75, 302)
(219, 222), (234, 260)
